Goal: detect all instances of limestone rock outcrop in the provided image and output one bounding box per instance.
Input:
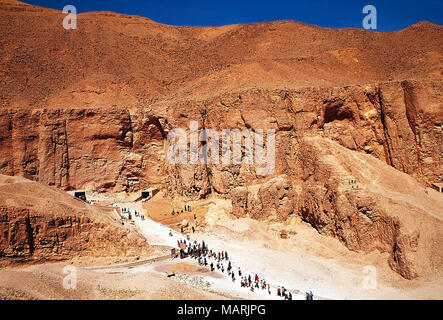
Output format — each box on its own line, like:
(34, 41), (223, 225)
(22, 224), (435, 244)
(0, 175), (150, 266)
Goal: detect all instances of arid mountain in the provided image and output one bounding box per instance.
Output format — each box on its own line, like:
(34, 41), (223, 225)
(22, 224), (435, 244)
(0, 0), (442, 108)
(0, 0), (442, 280)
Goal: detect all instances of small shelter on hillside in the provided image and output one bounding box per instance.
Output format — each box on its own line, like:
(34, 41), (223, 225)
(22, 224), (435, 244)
(140, 188), (159, 202)
(431, 183), (443, 193)
(141, 190), (151, 200)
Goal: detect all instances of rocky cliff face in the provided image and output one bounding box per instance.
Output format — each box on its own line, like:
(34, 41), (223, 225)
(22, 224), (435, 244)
(0, 79), (440, 194)
(228, 134), (443, 280)
(0, 108), (168, 192)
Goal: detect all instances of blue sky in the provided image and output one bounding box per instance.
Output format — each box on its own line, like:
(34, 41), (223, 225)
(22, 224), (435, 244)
(26, 0), (443, 31)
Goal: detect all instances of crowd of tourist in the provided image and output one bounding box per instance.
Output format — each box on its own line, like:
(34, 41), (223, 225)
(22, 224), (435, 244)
(176, 237), (313, 300)
(122, 205), (314, 300)
(171, 204), (192, 216)
(121, 207), (145, 220)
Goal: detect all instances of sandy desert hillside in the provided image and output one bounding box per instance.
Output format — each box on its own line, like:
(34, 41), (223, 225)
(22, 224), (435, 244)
(0, 0), (442, 283)
(0, 174), (151, 266)
(291, 136), (443, 280)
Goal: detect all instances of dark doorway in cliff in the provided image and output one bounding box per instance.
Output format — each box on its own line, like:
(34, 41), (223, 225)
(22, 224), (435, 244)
(142, 191), (151, 199)
(74, 191), (87, 202)
(140, 189), (159, 202)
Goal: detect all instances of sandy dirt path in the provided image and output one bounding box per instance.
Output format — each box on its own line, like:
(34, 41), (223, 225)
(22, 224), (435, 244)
(105, 200), (442, 300)
(109, 201), (317, 300)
